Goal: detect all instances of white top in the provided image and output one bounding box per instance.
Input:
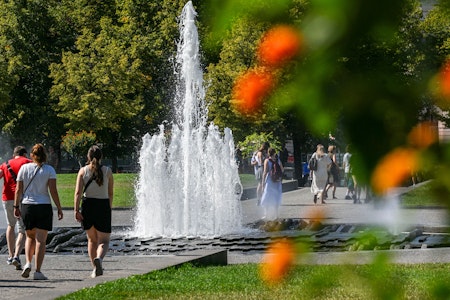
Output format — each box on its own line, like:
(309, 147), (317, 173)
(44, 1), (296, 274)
(252, 151), (264, 174)
(83, 165), (112, 199)
(343, 152), (352, 173)
(17, 163), (56, 205)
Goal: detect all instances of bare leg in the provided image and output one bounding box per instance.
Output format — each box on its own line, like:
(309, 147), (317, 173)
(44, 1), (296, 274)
(6, 225), (16, 258)
(14, 231), (26, 258)
(86, 227), (111, 265)
(96, 231), (111, 260)
(34, 229), (48, 272)
(25, 230), (36, 266)
(86, 227), (99, 265)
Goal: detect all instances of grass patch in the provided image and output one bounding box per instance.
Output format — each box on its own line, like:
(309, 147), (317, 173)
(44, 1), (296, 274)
(57, 173), (256, 209)
(57, 262), (450, 300)
(57, 173), (137, 209)
(400, 181), (443, 208)
(239, 173), (257, 189)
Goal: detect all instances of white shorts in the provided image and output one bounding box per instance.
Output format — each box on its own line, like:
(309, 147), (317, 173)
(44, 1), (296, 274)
(2, 200), (25, 233)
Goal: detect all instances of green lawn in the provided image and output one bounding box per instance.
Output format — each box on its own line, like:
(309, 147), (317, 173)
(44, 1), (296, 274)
(57, 173), (137, 208)
(400, 181), (446, 208)
(57, 173), (257, 209)
(58, 261), (450, 300)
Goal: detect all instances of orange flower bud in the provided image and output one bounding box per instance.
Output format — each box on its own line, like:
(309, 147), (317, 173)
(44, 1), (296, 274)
(307, 206), (326, 223)
(232, 69), (274, 114)
(371, 147), (419, 195)
(260, 238), (296, 285)
(439, 59), (450, 98)
(407, 121), (437, 149)
(257, 25), (302, 68)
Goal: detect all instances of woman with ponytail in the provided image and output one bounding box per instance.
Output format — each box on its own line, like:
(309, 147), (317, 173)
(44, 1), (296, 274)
(14, 143), (63, 280)
(73, 145), (113, 278)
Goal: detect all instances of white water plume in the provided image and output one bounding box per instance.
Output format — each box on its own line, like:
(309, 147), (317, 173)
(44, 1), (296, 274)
(133, 1), (243, 238)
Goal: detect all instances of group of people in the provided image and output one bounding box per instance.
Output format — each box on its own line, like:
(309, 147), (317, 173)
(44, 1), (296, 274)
(0, 144), (113, 280)
(251, 142), (284, 220)
(310, 144), (366, 204)
(309, 144), (335, 204)
(250, 141), (369, 220)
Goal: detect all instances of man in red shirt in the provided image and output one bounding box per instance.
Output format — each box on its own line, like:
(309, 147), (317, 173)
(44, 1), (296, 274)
(0, 146), (31, 270)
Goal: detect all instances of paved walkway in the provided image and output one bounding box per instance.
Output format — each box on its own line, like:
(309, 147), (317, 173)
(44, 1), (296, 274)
(0, 184), (448, 299)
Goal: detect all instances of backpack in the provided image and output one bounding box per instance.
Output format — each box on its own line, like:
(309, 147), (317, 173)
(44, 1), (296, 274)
(308, 155), (317, 171)
(270, 157), (283, 182)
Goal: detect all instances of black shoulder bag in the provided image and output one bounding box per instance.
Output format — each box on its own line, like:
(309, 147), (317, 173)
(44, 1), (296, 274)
(81, 176), (95, 202)
(81, 165), (102, 202)
(6, 162), (18, 182)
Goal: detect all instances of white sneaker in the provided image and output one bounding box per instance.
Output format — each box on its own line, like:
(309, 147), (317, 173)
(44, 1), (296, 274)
(33, 271), (48, 280)
(93, 258), (103, 277)
(21, 263), (32, 278)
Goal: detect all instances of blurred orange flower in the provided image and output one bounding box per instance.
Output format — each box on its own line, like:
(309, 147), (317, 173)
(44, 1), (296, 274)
(260, 238), (296, 285)
(257, 25), (302, 68)
(407, 121), (438, 149)
(439, 59), (450, 98)
(232, 68), (274, 114)
(307, 206), (326, 223)
(371, 147), (419, 195)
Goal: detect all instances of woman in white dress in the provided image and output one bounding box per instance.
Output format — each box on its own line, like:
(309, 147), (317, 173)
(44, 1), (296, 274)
(260, 148), (284, 220)
(310, 144), (332, 204)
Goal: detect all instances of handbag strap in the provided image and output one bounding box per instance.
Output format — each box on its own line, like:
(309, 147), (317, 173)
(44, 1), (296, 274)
(6, 162), (17, 182)
(83, 177), (94, 194)
(23, 165), (41, 195)
(83, 165), (102, 194)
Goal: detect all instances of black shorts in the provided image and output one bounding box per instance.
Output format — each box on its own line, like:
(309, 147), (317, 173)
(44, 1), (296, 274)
(81, 197), (112, 233)
(21, 204), (53, 231)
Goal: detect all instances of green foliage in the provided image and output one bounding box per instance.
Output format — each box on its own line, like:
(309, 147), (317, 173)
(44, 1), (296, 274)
(421, 4), (450, 64)
(61, 130), (97, 167)
(0, 0), (68, 147)
(202, 0), (450, 189)
(0, 0), (449, 195)
(49, 18), (145, 133)
(237, 132), (282, 158)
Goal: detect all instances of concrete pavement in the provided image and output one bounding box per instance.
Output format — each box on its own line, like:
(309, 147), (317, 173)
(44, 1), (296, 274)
(0, 183), (449, 299)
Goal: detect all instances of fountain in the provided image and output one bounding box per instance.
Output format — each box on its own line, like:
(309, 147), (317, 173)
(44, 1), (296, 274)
(133, 1), (243, 238)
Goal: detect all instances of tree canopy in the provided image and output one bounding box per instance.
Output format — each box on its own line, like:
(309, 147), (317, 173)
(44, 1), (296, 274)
(0, 0), (449, 183)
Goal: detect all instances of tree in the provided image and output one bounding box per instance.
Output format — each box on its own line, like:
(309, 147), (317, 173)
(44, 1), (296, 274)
(50, 0), (193, 171)
(61, 130), (97, 168)
(49, 17), (146, 171)
(421, 3), (450, 128)
(204, 0), (445, 190)
(0, 0), (68, 149)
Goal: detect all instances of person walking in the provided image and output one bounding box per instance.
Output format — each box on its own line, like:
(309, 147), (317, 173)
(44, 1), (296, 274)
(310, 144), (332, 204)
(260, 148), (284, 220)
(342, 144), (354, 200)
(324, 145), (339, 199)
(74, 145), (113, 278)
(14, 144), (64, 280)
(0, 146), (31, 270)
(251, 142), (269, 205)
